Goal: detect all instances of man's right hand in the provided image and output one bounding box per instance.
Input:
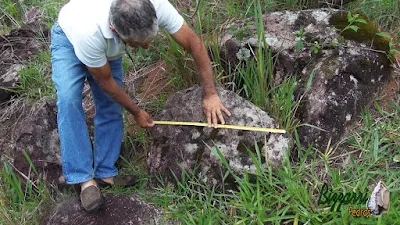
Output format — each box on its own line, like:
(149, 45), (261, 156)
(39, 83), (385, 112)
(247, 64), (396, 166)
(87, 64), (154, 129)
(134, 110), (155, 128)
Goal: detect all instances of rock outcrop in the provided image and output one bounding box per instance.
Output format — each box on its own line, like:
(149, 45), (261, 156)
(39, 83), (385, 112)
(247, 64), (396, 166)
(148, 86), (290, 187)
(218, 8), (392, 149)
(0, 97), (64, 186)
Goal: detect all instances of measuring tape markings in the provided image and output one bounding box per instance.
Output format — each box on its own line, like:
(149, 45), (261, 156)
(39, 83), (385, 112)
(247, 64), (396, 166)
(153, 120), (286, 134)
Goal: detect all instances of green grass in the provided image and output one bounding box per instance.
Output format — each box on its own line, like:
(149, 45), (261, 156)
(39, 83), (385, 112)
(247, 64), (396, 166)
(11, 50), (55, 101)
(0, 152), (52, 225)
(0, 0), (66, 34)
(0, 0), (399, 224)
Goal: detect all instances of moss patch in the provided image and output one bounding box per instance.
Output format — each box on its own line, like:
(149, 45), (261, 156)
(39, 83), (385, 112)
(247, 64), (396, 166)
(329, 12), (390, 53)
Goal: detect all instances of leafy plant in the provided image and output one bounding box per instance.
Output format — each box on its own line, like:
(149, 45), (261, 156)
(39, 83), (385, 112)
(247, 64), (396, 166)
(295, 27), (305, 52)
(337, 11), (368, 37)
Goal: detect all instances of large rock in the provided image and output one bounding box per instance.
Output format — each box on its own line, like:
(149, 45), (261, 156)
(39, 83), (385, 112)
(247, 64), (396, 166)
(218, 8), (392, 149)
(0, 97), (63, 186)
(41, 194), (173, 225)
(148, 86), (290, 187)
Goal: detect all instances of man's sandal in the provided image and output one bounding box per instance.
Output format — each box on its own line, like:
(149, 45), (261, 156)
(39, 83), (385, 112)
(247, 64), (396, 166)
(95, 174), (138, 188)
(80, 185), (104, 212)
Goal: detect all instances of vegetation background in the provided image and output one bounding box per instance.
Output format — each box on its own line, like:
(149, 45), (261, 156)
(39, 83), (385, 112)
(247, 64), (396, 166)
(0, 0), (399, 224)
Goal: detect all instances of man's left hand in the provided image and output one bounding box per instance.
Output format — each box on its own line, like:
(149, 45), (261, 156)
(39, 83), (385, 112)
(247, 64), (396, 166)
(203, 94), (231, 128)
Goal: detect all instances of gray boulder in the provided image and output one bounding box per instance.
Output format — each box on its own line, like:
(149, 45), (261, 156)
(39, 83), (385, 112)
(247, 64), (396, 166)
(148, 86), (290, 187)
(218, 8), (392, 149)
(0, 97), (63, 186)
(41, 194), (174, 225)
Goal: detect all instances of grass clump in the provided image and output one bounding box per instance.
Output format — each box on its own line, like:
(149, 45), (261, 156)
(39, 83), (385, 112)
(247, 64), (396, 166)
(12, 50), (55, 101)
(0, 152), (52, 225)
(0, 0), (65, 33)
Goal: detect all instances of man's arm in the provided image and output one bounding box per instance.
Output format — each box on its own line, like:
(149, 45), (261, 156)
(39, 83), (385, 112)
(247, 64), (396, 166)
(170, 21), (231, 127)
(87, 64), (154, 128)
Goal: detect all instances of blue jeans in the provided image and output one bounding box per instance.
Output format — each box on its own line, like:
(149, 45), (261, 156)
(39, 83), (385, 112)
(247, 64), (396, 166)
(50, 23), (123, 184)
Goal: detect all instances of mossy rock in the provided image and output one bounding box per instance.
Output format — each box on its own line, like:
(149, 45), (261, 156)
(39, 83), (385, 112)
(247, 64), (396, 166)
(329, 12), (390, 53)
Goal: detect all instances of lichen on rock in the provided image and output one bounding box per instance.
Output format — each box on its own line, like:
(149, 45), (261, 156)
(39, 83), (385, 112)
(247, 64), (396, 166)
(217, 8), (393, 150)
(147, 86), (290, 187)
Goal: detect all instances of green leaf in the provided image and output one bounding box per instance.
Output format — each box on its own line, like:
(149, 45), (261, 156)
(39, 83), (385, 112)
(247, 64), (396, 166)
(296, 28), (304, 37)
(296, 40), (304, 52)
(347, 25), (359, 32)
(355, 18), (367, 24)
(347, 11), (353, 22)
(306, 69), (316, 89)
(376, 32), (392, 39)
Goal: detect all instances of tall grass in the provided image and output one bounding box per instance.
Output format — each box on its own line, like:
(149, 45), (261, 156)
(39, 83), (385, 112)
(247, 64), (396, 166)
(11, 50), (55, 101)
(0, 152), (52, 225)
(142, 99), (399, 224)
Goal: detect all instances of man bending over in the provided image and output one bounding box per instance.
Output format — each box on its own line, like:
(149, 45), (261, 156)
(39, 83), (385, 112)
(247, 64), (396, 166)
(51, 0), (231, 212)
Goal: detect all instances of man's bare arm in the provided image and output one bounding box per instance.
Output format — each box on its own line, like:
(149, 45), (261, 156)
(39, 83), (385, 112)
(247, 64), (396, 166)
(170, 21), (231, 127)
(170, 21), (216, 97)
(87, 64), (154, 128)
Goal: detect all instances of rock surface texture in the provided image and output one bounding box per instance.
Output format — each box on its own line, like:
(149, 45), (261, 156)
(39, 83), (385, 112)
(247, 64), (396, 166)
(41, 194), (173, 225)
(0, 97), (64, 186)
(218, 8), (392, 149)
(148, 86), (290, 186)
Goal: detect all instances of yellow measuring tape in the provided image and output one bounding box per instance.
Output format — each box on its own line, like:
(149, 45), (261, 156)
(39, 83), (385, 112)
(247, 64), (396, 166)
(153, 121), (286, 133)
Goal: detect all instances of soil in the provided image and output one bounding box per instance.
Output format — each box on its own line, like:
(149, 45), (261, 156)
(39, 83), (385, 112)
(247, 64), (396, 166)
(40, 194), (169, 225)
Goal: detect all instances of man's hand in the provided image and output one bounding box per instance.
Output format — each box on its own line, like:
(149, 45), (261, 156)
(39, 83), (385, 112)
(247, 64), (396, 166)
(171, 22), (232, 127)
(203, 94), (231, 128)
(87, 64), (153, 129)
(134, 110), (155, 128)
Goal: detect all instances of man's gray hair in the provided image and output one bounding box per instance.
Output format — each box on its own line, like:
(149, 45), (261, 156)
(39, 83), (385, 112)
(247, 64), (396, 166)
(110, 0), (158, 43)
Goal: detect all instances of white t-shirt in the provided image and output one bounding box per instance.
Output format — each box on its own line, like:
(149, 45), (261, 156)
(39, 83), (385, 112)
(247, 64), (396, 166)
(58, 0), (184, 67)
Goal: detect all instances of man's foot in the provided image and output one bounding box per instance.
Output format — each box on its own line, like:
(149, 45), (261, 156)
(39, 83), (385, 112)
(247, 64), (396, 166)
(80, 180), (103, 212)
(95, 175), (138, 188)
